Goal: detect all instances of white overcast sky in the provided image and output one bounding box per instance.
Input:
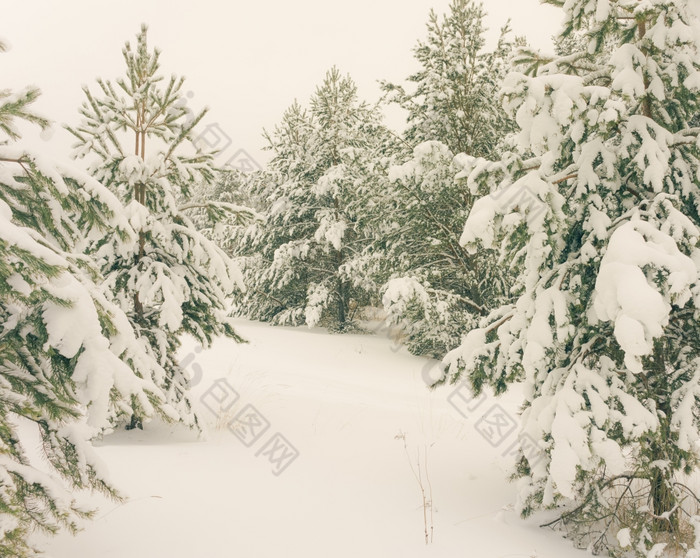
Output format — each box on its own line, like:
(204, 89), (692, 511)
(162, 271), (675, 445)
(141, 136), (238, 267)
(3, 0), (562, 167)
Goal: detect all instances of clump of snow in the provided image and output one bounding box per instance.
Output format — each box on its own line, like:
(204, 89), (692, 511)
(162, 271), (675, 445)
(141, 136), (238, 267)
(119, 155), (146, 186)
(593, 218), (697, 372)
(388, 141), (452, 183)
(382, 277), (430, 311)
(616, 527), (631, 548)
(314, 211), (347, 251)
(304, 283), (330, 327)
(610, 44), (646, 99)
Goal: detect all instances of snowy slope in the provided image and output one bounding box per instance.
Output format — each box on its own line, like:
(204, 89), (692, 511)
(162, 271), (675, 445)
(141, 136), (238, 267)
(36, 319), (588, 557)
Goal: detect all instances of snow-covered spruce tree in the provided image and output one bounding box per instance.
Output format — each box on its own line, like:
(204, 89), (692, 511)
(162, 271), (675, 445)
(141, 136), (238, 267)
(233, 68), (394, 329)
(0, 47), (173, 557)
(445, 1), (700, 554)
(380, 0), (519, 159)
(67, 25), (245, 429)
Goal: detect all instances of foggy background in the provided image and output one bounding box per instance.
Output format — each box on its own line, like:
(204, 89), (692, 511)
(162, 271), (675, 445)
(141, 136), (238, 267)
(3, 0), (562, 168)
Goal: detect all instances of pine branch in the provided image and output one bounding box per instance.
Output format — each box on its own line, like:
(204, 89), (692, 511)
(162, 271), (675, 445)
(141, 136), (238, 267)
(0, 87), (50, 140)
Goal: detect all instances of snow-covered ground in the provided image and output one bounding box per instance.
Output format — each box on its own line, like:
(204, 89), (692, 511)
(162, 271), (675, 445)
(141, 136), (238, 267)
(36, 319), (588, 557)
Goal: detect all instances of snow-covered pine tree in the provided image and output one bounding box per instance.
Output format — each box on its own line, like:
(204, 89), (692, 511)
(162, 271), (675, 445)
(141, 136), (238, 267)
(380, 0), (519, 159)
(234, 68), (394, 329)
(365, 0), (518, 359)
(371, 141), (508, 359)
(446, 0), (700, 554)
(0, 44), (173, 557)
(67, 25), (246, 429)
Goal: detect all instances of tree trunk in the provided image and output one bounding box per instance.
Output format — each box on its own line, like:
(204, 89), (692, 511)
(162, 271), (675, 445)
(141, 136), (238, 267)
(130, 120), (146, 429)
(650, 466), (677, 531)
(334, 242), (347, 329)
(337, 276), (346, 327)
(648, 340), (678, 532)
(126, 413), (143, 430)
(637, 19), (653, 120)
(633, 16), (677, 533)
(133, 122), (146, 321)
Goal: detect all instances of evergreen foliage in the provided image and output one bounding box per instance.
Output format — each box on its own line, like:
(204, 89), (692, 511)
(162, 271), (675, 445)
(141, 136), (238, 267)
(447, 1), (700, 554)
(380, 0), (519, 158)
(233, 67), (394, 329)
(0, 45), (171, 557)
(366, 0), (518, 358)
(67, 26), (248, 428)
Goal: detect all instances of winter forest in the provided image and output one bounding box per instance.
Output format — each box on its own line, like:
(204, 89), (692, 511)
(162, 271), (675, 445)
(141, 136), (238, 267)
(3, 0), (700, 556)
